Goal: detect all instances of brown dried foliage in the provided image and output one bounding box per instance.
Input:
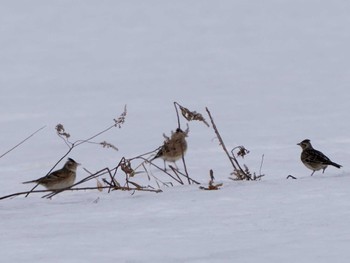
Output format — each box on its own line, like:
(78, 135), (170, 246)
(55, 124), (70, 139)
(233, 146), (250, 159)
(100, 141), (118, 151)
(121, 158), (135, 177)
(114, 105), (127, 128)
(178, 104), (210, 127)
(199, 170), (223, 190)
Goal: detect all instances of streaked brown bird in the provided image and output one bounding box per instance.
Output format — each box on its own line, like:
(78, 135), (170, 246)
(151, 128), (188, 168)
(23, 158), (80, 190)
(297, 139), (341, 176)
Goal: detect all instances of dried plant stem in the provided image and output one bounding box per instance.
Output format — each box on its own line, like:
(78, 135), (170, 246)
(259, 154), (265, 176)
(0, 189), (54, 200)
(169, 165), (200, 185)
(206, 108), (239, 172)
(174, 102), (182, 129)
(138, 156), (184, 184)
(0, 185), (161, 201)
(141, 162), (173, 188)
(174, 134), (192, 184)
(0, 126), (46, 160)
(180, 152), (191, 184)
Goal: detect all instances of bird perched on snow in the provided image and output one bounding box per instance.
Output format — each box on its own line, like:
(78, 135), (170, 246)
(297, 139), (341, 176)
(151, 128), (188, 168)
(23, 158), (80, 190)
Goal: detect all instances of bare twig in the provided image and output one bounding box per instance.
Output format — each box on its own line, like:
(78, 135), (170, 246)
(206, 107), (239, 172)
(0, 126), (46, 160)
(259, 154), (265, 177)
(174, 101), (182, 129)
(0, 185), (162, 201)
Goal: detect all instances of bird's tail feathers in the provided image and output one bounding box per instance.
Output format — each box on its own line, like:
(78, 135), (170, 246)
(330, 162), (342, 169)
(22, 179), (38, 184)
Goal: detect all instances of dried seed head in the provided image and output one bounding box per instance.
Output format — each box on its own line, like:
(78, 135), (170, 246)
(100, 141), (118, 151)
(121, 159), (135, 177)
(233, 146), (250, 159)
(55, 123), (70, 138)
(178, 104), (210, 127)
(113, 105), (127, 128)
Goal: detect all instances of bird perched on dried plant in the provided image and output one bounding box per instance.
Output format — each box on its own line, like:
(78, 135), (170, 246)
(297, 139), (341, 176)
(23, 158), (80, 190)
(151, 128), (188, 169)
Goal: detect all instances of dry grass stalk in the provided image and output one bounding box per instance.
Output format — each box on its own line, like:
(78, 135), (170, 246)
(206, 107), (264, 181)
(199, 170), (223, 190)
(230, 164), (252, 180)
(0, 126), (46, 160)
(205, 107), (242, 173)
(113, 105), (127, 128)
(0, 184), (163, 200)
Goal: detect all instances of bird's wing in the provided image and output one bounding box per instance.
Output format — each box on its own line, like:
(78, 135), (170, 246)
(304, 149), (331, 164)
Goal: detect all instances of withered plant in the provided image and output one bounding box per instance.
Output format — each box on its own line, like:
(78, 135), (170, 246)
(206, 107), (265, 181)
(174, 101), (210, 128)
(199, 170), (223, 190)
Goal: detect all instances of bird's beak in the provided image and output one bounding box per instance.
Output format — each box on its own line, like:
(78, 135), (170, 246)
(297, 143), (300, 146)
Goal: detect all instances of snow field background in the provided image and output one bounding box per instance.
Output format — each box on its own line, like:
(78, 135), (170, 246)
(1, 1), (350, 262)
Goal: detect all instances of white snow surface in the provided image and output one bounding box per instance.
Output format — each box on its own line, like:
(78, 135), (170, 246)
(1, 1), (350, 262)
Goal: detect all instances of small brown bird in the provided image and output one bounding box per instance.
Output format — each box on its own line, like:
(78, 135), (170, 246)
(151, 128), (188, 168)
(23, 158), (80, 190)
(297, 139), (341, 176)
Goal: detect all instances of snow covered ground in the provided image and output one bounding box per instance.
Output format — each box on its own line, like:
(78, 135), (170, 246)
(1, 0), (350, 262)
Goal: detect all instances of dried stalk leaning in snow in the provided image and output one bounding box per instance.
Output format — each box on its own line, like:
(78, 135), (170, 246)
(130, 149), (200, 185)
(0, 126), (46, 160)
(206, 107), (264, 181)
(0, 185), (162, 201)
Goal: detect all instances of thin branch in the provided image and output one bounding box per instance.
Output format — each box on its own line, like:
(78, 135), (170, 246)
(138, 156), (184, 184)
(169, 165), (200, 185)
(0, 126), (46, 159)
(206, 107), (238, 171)
(174, 102), (181, 129)
(259, 154), (265, 176)
(0, 185), (162, 201)
(180, 151), (191, 184)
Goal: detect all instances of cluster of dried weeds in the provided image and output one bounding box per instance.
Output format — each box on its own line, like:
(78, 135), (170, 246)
(0, 102), (265, 200)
